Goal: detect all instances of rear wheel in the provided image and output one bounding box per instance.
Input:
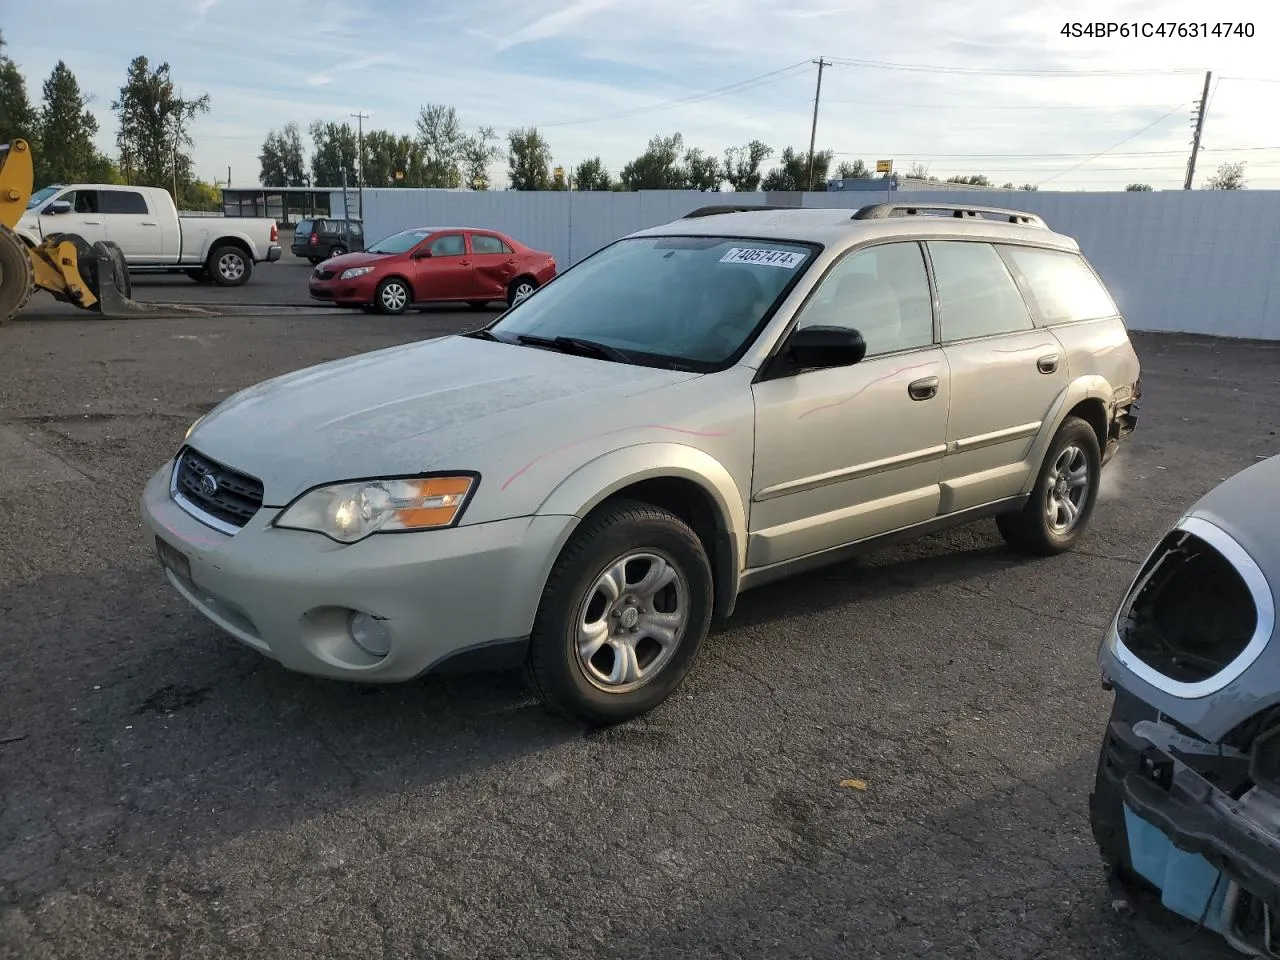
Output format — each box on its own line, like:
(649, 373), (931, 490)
(524, 500), (713, 726)
(507, 276), (537, 307)
(373, 277), (410, 315)
(997, 415), (1100, 555)
(328, 244), (347, 259)
(208, 245), (252, 287)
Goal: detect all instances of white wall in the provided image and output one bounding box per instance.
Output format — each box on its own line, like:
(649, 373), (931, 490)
(362, 187), (1280, 341)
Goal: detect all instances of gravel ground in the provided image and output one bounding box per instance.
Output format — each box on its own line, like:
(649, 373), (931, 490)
(1, 311), (1277, 960)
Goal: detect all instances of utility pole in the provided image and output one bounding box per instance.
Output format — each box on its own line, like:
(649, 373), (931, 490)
(806, 58), (830, 191)
(351, 111), (369, 218)
(1184, 70), (1212, 190)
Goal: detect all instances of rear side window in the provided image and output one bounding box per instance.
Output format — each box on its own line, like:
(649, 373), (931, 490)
(1118, 529), (1258, 684)
(999, 246), (1118, 325)
(927, 240), (1034, 342)
(296, 219), (313, 234)
(101, 190), (148, 215)
(472, 234), (512, 255)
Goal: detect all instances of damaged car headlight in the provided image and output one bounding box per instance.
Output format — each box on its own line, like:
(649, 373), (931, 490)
(274, 475), (477, 543)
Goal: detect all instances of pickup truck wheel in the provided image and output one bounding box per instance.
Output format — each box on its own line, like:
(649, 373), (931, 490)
(186, 268), (213, 283)
(524, 499), (713, 726)
(997, 415), (1100, 555)
(374, 278), (410, 315)
(208, 246), (252, 287)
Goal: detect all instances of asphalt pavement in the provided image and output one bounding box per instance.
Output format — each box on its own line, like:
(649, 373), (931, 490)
(1, 292), (1277, 958)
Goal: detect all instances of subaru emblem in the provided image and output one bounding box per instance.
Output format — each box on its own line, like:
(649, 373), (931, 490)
(200, 473), (219, 498)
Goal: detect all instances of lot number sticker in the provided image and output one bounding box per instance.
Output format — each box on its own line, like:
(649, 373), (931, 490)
(720, 247), (807, 269)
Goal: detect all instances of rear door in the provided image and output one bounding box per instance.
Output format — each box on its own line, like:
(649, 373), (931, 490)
(467, 232), (517, 300)
(410, 232), (472, 301)
(101, 188), (167, 261)
(928, 239), (1069, 514)
(40, 189), (108, 246)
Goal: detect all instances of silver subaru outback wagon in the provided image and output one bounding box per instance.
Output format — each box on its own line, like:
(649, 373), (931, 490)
(141, 202), (1141, 725)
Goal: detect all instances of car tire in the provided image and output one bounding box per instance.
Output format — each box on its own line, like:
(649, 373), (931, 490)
(373, 277), (411, 315)
(186, 267), (213, 283)
(329, 245), (346, 259)
(207, 245), (252, 287)
(996, 415), (1101, 555)
(507, 276), (537, 307)
(524, 499), (714, 726)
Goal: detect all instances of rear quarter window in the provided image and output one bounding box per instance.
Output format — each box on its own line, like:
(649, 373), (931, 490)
(1118, 529), (1258, 684)
(999, 245), (1119, 325)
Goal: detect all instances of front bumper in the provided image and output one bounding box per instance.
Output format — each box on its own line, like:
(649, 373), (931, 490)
(139, 460), (576, 682)
(308, 280), (367, 305)
(1099, 718), (1280, 910)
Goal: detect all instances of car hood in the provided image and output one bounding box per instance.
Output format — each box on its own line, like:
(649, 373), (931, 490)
(188, 335), (700, 506)
(315, 251), (392, 272)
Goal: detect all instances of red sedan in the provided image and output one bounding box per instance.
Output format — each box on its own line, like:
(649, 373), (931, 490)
(308, 226), (558, 315)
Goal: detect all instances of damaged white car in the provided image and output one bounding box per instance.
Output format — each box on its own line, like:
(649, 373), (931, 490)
(1091, 453), (1279, 955)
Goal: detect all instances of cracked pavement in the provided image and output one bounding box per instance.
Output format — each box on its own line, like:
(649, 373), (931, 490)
(1, 306), (1277, 958)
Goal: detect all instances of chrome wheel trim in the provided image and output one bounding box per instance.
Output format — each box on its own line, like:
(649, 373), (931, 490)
(381, 282), (408, 311)
(217, 252), (246, 280)
(1046, 443), (1091, 533)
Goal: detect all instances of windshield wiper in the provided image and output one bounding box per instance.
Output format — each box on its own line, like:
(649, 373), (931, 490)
(463, 328), (503, 342)
(514, 334), (633, 363)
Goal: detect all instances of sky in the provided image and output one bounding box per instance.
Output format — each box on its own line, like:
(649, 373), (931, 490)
(5, 0), (1279, 191)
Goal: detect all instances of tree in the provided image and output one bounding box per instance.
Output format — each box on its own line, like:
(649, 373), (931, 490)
(112, 56), (210, 196)
(835, 159), (872, 180)
(905, 161), (932, 180)
(945, 174), (992, 187)
(684, 147), (722, 191)
(308, 120), (358, 186)
(619, 133), (688, 190)
(37, 61), (112, 185)
(760, 146), (832, 191)
(1204, 161), (1246, 190)
(259, 122), (306, 187)
(506, 127), (553, 190)
(572, 156), (611, 191)
(722, 140), (771, 192)
(1125, 183), (1153, 191)
(415, 103), (469, 188)
(1001, 181), (1038, 191)
(461, 125), (502, 190)
(0, 31), (39, 150)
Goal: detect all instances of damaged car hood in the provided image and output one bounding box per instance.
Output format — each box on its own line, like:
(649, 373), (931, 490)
(188, 334), (700, 505)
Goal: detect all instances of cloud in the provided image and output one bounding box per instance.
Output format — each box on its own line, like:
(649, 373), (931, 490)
(493, 0), (623, 52)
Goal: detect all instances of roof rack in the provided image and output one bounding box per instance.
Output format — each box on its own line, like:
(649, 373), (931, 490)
(681, 204), (802, 219)
(851, 202), (1048, 229)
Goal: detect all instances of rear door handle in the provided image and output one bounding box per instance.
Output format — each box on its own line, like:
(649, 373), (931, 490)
(141, 221), (157, 226)
(1037, 354), (1060, 374)
(908, 376), (939, 401)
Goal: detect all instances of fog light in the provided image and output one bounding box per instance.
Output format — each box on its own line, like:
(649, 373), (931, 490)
(348, 611), (391, 658)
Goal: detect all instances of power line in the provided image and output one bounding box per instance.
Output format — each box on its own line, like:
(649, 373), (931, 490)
(1036, 103), (1187, 187)
(819, 97), (1184, 110)
(822, 55), (1204, 77)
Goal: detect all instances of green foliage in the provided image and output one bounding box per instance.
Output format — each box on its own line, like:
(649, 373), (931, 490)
(619, 133), (689, 190)
(259, 122), (307, 187)
(1125, 183), (1153, 191)
(835, 159), (872, 180)
(760, 146), (832, 191)
(684, 147), (722, 191)
(572, 156), (611, 191)
(308, 120), (358, 186)
(722, 140), (772, 191)
(38, 61), (112, 186)
(1204, 161), (1246, 190)
(507, 127), (553, 190)
(0, 31), (39, 149)
(462, 126), (502, 191)
(415, 103), (470, 188)
(945, 173), (992, 187)
(111, 55), (210, 193)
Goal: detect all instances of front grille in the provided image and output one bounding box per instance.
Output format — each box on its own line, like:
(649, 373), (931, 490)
(315, 268), (336, 280)
(173, 447), (264, 530)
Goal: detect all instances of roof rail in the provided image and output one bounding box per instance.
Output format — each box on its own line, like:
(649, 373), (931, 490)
(681, 204), (801, 219)
(851, 202), (1048, 229)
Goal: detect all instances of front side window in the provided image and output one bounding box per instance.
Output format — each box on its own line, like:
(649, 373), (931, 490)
(927, 240), (1034, 342)
(795, 241), (934, 357)
(430, 234), (466, 257)
(998, 245), (1119, 325)
(488, 235), (817, 370)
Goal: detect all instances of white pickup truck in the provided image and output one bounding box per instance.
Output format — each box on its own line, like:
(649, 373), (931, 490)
(17, 183), (282, 286)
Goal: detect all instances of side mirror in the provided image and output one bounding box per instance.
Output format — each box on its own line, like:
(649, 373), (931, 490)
(786, 325), (867, 370)
(413, 248), (432, 259)
(45, 200), (72, 215)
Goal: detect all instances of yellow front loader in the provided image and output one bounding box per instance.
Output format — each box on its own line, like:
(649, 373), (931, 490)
(0, 139), (152, 323)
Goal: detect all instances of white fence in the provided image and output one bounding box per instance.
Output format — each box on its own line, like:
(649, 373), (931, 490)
(362, 187), (1280, 341)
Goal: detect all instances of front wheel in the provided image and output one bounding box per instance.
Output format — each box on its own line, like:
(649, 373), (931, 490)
(373, 277), (411, 315)
(997, 415), (1101, 555)
(208, 245), (252, 287)
(524, 500), (713, 726)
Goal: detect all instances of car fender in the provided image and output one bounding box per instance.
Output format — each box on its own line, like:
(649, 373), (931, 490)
(533, 442), (749, 617)
(1019, 374), (1119, 494)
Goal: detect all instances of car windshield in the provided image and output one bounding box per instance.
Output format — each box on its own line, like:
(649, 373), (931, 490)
(366, 228), (433, 255)
(27, 185), (61, 209)
(487, 235), (816, 370)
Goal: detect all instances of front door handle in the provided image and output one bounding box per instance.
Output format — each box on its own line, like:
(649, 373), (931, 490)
(908, 376), (939, 401)
(459, 259), (471, 266)
(1037, 354), (1060, 374)
(83, 219), (102, 224)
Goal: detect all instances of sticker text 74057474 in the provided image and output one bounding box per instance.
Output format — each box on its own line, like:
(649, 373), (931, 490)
(719, 247), (808, 269)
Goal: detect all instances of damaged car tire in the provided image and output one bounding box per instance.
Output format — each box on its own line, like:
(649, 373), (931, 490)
(524, 499), (713, 727)
(998, 415), (1101, 556)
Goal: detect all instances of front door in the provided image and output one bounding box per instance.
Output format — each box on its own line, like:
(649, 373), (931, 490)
(925, 239), (1070, 513)
(749, 240), (950, 569)
(412, 232), (473, 301)
(40, 189), (108, 246)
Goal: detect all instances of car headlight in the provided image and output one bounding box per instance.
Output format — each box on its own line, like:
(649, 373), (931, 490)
(340, 266), (374, 280)
(274, 475), (477, 543)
